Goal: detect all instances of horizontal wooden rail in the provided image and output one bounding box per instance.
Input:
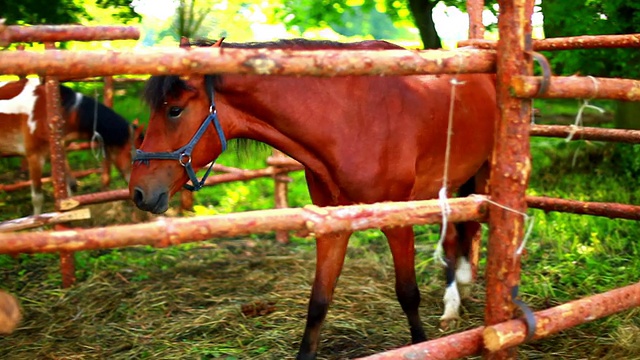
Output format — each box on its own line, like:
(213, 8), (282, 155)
(483, 281), (640, 352)
(0, 209), (91, 233)
(0, 48), (496, 77)
(459, 33), (640, 51)
(530, 124), (640, 144)
(357, 280), (640, 359)
(0, 197), (487, 254)
(512, 75), (640, 101)
(526, 196), (640, 220)
(356, 327), (484, 360)
(58, 165), (304, 210)
(0, 24), (140, 46)
(0, 169), (100, 193)
(60, 189), (130, 210)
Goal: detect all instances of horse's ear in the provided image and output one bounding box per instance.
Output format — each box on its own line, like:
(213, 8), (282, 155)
(179, 37), (190, 48)
(212, 37), (225, 48)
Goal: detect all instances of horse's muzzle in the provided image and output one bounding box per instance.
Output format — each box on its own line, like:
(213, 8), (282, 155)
(132, 186), (169, 214)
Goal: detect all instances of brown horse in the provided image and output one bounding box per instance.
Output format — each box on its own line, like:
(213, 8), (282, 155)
(129, 39), (497, 359)
(0, 78), (143, 215)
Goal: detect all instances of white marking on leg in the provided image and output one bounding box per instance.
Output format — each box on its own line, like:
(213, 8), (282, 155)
(455, 257), (473, 285)
(440, 280), (461, 321)
(30, 185), (44, 216)
(0, 78), (40, 134)
(72, 92), (83, 110)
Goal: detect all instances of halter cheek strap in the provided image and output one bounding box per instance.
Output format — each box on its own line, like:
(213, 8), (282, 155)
(133, 77), (227, 191)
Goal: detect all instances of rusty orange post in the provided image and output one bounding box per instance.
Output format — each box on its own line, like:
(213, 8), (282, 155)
(484, 0), (533, 358)
(467, 0), (485, 40)
(103, 76), (114, 108)
(466, 0), (487, 280)
(44, 42), (76, 288)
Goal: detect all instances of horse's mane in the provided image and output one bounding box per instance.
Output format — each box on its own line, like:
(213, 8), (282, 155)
(193, 38), (404, 51)
(143, 38), (404, 110)
(59, 85), (131, 147)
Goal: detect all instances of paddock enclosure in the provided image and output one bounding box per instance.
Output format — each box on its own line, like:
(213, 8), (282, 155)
(1, 0), (640, 358)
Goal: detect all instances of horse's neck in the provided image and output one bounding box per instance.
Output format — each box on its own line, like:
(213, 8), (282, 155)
(217, 75), (350, 194)
(218, 75), (342, 151)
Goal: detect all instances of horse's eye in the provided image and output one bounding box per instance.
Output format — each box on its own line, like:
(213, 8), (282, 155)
(168, 106), (183, 119)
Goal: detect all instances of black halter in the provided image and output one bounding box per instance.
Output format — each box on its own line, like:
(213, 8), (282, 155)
(133, 76), (227, 191)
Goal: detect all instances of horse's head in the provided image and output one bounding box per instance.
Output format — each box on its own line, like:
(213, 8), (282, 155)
(129, 39), (227, 214)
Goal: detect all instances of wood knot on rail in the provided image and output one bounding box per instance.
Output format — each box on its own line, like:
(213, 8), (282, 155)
(243, 54), (280, 75)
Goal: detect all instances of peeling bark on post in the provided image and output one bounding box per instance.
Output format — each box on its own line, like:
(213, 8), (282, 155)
(485, 1), (533, 359)
(0, 197), (488, 254)
(512, 75), (640, 101)
(0, 48), (496, 77)
(467, 0), (486, 40)
(458, 33), (640, 51)
(0, 24), (140, 46)
(103, 76), (114, 108)
(466, 0), (486, 281)
(44, 78), (69, 209)
(355, 327), (484, 360)
(484, 281), (640, 352)
(530, 124), (640, 144)
(44, 46), (76, 287)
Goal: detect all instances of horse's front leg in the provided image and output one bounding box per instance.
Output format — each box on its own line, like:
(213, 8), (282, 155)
(25, 153), (44, 215)
(383, 226), (427, 343)
(440, 222), (462, 327)
(297, 231), (351, 360)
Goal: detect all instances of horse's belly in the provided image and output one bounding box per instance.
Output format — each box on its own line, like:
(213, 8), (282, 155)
(0, 130), (26, 156)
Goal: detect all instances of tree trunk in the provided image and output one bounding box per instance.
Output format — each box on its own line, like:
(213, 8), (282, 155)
(408, 0), (442, 49)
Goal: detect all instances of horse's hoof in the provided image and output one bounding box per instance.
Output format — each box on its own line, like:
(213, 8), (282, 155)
(439, 316), (460, 331)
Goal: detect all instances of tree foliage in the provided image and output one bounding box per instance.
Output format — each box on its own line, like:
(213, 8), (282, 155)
(0, 0), (139, 25)
(277, 0), (442, 47)
(541, 0), (640, 79)
(173, 0), (211, 39)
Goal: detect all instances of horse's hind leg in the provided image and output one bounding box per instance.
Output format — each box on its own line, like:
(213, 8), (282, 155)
(440, 223), (463, 325)
(297, 231), (351, 360)
(456, 161), (490, 297)
(382, 226), (426, 343)
(440, 163), (489, 326)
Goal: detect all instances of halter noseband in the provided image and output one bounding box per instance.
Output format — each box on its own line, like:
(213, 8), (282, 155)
(133, 76), (227, 191)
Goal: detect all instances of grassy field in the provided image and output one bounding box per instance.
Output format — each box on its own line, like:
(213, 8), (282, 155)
(0, 86), (638, 359)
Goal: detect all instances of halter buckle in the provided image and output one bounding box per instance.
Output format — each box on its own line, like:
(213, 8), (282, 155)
(179, 153), (192, 167)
